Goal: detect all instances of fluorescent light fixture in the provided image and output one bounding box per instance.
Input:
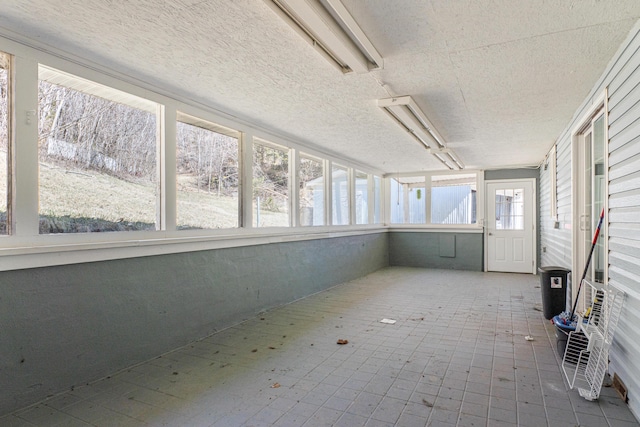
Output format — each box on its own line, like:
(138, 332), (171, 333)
(427, 148), (465, 170)
(266, 0), (383, 74)
(378, 95), (464, 170)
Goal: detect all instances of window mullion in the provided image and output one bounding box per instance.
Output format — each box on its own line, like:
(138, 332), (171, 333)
(12, 55), (39, 236)
(348, 167), (355, 225)
(161, 104), (176, 231)
(240, 132), (254, 228)
(425, 173), (432, 224)
(291, 148), (299, 227)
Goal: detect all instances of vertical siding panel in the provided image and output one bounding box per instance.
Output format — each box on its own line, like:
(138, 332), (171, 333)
(541, 21), (640, 420)
(609, 28), (640, 420)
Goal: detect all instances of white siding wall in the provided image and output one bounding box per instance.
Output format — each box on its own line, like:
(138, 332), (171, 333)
(541, 21), (640, 418)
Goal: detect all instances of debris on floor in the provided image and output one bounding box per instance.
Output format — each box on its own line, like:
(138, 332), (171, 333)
(525, 335), (534, 341)
(380, 318), (396, 324)
(270, 382), (280, 388)
(336, 339), (349, 345)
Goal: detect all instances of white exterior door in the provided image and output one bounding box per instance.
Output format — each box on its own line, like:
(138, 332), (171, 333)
(486, 180), (535, 273)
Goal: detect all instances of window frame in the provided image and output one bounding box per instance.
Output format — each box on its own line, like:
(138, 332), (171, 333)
(37, 65), (161, 234)
(252, 137), (292, 228)
(175, 111), (241, 230)
(384, 170), (484, 228)
(298, 152), (326, 227)
(0, 51), (11, 236)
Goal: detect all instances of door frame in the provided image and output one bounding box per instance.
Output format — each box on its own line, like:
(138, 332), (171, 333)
(571, 89), (609, 299)
(484, 178), (537, 273)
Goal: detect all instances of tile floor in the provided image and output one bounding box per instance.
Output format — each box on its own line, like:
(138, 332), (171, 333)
(2, 267), (638, 426)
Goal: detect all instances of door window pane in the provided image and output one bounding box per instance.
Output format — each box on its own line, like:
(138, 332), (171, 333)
(176, 114), (239, 229)
(332, 164), (349, 225)
(495, 188), (524, 230)
(431, 174), (477, 224)
(299, 155), (324, 226)
(0, 53), (9, 235)
(38, 66), (158, 233)
(355, 170), (368, 225)
(253, 140), (289, 227)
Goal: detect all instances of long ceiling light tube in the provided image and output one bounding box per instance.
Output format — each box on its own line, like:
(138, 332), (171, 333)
(427, 148), (465, 170)
(267, 0), (383, 74)
(378, 95), (464, 170)
(379, 103), (439, 149)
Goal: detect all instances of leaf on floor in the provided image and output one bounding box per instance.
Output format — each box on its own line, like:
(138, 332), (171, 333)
(337, 339), (349, 345)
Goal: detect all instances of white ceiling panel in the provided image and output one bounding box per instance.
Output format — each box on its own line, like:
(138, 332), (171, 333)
(0, 0), (638, 173)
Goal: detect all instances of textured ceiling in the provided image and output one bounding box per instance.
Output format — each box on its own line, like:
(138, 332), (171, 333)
(1, 0), (639, 173)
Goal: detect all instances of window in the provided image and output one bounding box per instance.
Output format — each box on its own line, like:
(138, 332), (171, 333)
(431, 174), (477, 224)
(0, 52), (9, 235)
(390, 176), (425, 224)
(38, 66), (158, 233)
(331, 163), (349, 225)
(176, 113), (239, 229)
(299, 154), (324, 226)
(253, 139), (289, 227)
(548, 145), (557, 219)
(373, 175), (381, 224)
(355, 170), (368, 224)
(495, 188), (524, 230)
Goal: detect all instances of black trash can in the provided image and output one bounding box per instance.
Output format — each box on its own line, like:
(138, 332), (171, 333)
(538, 266), (570, 320)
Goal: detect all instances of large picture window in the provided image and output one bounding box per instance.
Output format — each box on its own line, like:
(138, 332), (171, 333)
(38, 66), (158, 234)
(299, 154), (324, 226)
(431, 174), (477, 224)
(176, 113), (239, 229)
(253, 140), (289, 227)
(0, 52), (9, 235)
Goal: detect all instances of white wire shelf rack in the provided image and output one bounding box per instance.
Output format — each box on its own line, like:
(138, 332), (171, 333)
(561, 281), (625, 401)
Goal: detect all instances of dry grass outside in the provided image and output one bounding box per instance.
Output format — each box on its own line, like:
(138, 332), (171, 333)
(39, 162), (157, 227)
(1, 151), (289, 232)
(36, 158), (288, 232)
(177, 187), (239, 229)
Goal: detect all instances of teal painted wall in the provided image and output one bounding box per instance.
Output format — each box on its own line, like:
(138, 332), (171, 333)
(388, 232), (483, 271)
(0, 233), (388, 415)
